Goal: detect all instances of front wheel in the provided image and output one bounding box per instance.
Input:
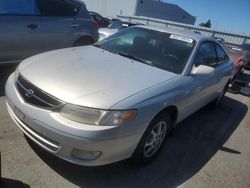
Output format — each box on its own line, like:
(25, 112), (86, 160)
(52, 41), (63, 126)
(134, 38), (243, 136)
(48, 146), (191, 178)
(130, 112), (172, 165)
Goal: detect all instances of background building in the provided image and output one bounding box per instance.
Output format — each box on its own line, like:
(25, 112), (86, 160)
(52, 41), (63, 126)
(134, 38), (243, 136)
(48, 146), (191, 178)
(83, 0), (196, 25)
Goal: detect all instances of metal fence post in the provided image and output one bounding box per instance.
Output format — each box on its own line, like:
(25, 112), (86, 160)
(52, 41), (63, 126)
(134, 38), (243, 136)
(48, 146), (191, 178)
(211, 31), (216, 37)
(242, 37), (247, 45)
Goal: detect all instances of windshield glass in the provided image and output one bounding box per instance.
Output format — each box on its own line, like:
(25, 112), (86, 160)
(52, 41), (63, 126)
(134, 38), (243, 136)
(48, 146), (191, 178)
(96, 27), (196, 74)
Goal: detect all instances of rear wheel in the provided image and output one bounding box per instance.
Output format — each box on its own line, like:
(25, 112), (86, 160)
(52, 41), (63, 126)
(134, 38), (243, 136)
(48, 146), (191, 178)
(131, 112), (172, 165)
(210, 80), (231, 108)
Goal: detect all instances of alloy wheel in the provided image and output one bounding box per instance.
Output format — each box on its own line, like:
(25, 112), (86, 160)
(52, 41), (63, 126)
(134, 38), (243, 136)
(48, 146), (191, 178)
(143, 121), (167, 158)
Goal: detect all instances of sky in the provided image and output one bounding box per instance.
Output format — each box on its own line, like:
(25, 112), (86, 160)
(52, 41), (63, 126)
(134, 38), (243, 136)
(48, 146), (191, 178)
(163, 0), (250, 35)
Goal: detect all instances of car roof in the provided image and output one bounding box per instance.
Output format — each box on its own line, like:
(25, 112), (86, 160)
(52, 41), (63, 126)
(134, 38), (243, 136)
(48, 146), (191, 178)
(134, 25), (210, 42)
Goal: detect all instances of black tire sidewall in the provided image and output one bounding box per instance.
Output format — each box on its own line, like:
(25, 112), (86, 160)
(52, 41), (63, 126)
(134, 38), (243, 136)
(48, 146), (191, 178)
(210, 80), (231, 108)
(131, 112), (172, 165)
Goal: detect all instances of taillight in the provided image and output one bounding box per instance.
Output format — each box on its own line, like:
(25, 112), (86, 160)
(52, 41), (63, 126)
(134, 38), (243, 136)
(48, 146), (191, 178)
(92, 20), (99, 29)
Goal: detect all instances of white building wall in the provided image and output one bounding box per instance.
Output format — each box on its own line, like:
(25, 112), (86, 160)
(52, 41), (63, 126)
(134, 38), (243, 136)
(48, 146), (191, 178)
(135, 0), (196, 25)
(82, 0), (137, 17)
(82, 0), (195, 24)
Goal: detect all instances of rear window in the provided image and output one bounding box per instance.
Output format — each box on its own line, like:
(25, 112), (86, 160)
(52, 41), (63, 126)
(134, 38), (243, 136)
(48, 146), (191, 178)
(0, 0), (39, 15)
(37, 0), (81, 17)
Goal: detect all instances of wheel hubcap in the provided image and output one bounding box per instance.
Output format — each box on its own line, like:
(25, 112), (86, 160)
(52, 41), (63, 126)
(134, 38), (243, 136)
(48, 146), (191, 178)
(144, 121), (167, 158)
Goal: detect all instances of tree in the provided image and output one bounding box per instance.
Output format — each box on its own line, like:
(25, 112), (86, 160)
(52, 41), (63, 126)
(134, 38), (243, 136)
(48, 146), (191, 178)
(199, 20), (212, 28)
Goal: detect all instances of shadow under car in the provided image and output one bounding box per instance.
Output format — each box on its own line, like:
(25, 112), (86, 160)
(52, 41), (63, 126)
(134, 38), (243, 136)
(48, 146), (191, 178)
(25, 95), (247, 188)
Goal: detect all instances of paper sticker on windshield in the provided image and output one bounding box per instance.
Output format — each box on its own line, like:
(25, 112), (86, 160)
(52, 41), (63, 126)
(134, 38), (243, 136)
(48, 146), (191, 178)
(170, 35), (193, 43)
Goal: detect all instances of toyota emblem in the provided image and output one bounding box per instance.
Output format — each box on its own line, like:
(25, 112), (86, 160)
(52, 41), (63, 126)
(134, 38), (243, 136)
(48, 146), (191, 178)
(25, 89), (34, 98)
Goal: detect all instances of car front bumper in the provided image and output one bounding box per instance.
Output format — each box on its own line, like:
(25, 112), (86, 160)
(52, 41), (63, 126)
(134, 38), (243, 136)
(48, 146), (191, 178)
(5, 74), (146, 166)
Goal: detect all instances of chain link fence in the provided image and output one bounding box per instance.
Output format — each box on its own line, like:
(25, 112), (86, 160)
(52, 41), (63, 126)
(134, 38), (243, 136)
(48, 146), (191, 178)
(118, 15), (250, 46)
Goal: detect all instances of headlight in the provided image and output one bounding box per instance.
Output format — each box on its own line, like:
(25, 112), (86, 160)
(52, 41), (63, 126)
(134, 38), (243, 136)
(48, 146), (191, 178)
(100, 110), (137, 126)
(60, 104), (107, 125)
(60, 104), (137, 126)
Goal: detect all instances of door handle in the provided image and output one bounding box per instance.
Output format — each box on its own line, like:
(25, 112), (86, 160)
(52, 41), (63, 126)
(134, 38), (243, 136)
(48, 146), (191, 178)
(27, 24), (38, 30)
(71, 23), (79, 28)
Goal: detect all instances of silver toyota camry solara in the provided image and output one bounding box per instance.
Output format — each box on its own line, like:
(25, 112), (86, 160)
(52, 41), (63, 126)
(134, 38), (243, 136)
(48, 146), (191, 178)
(5, 25), (234, 166)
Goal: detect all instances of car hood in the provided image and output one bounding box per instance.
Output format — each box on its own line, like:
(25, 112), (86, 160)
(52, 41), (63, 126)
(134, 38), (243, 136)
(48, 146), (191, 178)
(19, 46), (177, 109)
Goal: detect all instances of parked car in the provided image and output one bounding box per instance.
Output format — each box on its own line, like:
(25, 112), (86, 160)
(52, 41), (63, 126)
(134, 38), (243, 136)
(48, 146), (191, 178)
(223, 44), (247, 76)
(6, 25), (234, 166)
(240, 43), (250, 69)
(0, 0), (99, 65)
(89, 11), (110, 28)
(99, 19), (141, 41)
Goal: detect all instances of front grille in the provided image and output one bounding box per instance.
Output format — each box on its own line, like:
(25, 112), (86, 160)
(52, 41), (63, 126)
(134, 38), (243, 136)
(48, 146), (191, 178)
(16, 75), (63, 109)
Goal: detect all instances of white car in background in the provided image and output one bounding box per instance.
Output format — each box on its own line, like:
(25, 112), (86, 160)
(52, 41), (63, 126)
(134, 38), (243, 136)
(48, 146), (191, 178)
(98, 19), (141, 41)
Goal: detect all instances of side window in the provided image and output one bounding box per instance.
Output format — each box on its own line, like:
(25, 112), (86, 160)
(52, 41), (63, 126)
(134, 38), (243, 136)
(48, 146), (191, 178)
(37, 0), (81, 17)
(194, 42), (217, 67)
(0, 0), (39, 15)
(216, 44), (229, 63)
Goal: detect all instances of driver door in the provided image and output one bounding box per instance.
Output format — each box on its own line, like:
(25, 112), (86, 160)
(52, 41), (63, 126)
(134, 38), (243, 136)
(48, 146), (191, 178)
(178, 42), (219, 120)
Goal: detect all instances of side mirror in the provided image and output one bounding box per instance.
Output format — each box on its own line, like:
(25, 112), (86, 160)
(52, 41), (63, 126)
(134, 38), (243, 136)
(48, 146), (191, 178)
(191, 65), (215, 76)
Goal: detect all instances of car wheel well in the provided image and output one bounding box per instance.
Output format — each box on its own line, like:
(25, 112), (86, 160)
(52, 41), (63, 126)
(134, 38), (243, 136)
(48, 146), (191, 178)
(155, 105), (178, 125)
(73, 36), (95, 47)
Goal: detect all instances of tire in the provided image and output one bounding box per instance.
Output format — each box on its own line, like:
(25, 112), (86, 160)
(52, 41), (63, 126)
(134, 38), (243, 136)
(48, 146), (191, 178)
(209, 80), (231, 109)
(73, 37), (94, 47)
(130, 112), (172, 165)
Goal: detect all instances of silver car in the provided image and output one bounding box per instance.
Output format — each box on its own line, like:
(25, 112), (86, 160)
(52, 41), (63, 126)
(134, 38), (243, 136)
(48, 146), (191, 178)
(0, 0), (99, 65)
(5, 25), (234, 166)
(98, 19), (140, 41)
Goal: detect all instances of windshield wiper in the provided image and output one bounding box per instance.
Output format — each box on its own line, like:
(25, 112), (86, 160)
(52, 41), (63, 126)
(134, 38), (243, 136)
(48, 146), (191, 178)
(94, 46), (153, 66)
(93, 44), (119, 54)
(116, 52), (152, 65)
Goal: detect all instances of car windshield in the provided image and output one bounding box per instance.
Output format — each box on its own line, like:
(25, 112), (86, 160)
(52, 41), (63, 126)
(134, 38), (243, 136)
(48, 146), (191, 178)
(95, 27), (196, 74)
